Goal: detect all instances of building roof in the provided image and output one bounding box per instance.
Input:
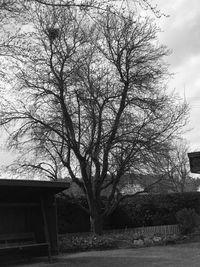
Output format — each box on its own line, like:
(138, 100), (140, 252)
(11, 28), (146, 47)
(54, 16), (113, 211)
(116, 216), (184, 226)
(0, 179), (69, 201)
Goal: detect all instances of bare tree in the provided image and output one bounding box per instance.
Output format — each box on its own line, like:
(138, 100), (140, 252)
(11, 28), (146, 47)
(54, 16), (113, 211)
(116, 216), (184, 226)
(156, 140), (199, 192)
(138, 139), (200, 193)
(0, 4), (188, 234)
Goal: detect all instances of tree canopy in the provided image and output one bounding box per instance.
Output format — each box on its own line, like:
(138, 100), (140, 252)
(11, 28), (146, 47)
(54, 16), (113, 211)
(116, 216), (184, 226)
(0, 1), (188, 234)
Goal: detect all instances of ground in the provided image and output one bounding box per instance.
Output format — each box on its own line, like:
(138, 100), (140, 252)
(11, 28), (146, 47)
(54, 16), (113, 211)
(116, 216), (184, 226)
(9, 242), (200, 267)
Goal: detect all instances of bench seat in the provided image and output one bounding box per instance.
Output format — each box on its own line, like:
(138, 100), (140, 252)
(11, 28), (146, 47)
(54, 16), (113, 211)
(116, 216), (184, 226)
(0, 233), (50, 261)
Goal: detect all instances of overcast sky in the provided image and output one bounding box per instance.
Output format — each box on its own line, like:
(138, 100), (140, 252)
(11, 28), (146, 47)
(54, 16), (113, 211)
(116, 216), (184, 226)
(0, 0), (200, 166)
(154, 0), (200, 151)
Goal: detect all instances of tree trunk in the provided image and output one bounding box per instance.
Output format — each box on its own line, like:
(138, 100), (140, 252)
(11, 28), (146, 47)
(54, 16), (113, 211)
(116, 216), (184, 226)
(89, 204), (103, 235)
(90, 214), (103, 235)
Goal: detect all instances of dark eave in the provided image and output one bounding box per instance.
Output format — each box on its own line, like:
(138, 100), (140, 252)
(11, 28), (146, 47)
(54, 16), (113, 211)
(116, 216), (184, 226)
(0, 179), (69, 201)
(0, 179), (69, 189)
(188, 152), (200, 158)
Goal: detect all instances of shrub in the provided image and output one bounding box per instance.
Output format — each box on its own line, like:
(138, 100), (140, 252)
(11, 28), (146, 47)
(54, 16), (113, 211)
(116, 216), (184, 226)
(176, 208), (200, 234)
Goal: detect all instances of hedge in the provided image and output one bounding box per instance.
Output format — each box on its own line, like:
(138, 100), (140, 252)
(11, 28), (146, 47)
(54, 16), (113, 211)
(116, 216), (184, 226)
(109, 192), (200, 229)
(56, 192), (200, 233)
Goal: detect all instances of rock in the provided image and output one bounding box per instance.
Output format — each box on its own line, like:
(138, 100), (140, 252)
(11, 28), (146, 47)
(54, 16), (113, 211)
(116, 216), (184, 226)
(153, 236), (162, 243)
(133, 239), (144, 246)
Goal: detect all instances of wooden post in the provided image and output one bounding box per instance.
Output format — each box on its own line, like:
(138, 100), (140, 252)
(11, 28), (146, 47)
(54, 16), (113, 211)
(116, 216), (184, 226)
(54, 197), (59, 255)
(40, 197), (52, 263)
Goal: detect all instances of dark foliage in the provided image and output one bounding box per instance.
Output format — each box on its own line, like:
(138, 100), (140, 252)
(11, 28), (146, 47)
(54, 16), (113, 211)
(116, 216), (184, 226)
(176, 208), (200, 234)
(110, 192), (200, 229)
(56, 192), (200, 233)
(56, 196), (90, 234)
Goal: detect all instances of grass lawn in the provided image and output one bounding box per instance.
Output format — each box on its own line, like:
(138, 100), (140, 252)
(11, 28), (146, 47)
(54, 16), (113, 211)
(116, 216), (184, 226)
(14, 242), (200, 267)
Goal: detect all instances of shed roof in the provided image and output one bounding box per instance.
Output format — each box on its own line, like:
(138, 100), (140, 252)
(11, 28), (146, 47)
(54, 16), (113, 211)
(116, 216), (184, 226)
(0, 179), (69, 201)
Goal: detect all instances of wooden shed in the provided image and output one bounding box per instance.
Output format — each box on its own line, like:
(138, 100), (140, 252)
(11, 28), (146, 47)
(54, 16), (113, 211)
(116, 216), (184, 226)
(0, 179), (69, 261)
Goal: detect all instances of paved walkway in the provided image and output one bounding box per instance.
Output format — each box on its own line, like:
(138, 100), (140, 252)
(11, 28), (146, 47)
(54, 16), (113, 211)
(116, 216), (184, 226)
(6, 243), (200, 267)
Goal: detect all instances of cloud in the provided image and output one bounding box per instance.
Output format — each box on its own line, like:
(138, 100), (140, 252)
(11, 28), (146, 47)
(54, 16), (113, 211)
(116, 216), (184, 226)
(152, 0), (200, 149)
(168, 55), (200, 95)
(166, 55), (200, 149)
(156, 0), (200, 67)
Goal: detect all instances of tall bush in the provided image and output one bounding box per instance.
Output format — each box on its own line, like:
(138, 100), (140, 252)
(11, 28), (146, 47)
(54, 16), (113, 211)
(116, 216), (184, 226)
(176, 208), (200, 234)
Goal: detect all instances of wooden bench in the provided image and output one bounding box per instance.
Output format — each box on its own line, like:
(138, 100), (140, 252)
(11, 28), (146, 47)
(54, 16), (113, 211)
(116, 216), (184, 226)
(0, 232), (51, 262)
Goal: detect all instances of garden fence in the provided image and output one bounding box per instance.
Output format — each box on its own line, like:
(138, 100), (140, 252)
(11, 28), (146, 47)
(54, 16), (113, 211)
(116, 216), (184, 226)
(62, 224), (180, 238)
(131, 224), (180, 236)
